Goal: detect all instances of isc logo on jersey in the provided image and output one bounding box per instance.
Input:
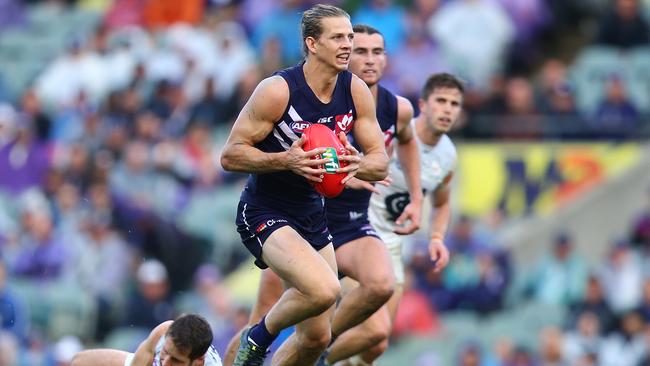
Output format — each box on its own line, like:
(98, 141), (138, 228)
(290, 121), (311, 133)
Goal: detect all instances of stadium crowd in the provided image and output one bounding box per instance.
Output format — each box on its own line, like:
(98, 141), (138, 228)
(0, 0), (649, 365)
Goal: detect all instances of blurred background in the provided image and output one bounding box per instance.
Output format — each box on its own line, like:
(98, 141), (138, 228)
(0, 0), (649, 365)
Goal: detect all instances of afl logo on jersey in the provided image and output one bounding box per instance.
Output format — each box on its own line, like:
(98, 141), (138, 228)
(290, 121), (312, 133)
(335, 110), (354, 135)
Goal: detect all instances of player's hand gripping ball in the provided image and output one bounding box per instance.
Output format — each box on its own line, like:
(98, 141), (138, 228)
(302, 124), (348, 198)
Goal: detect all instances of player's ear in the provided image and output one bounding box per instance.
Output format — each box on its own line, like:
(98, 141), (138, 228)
(305, 36), (318, 54)
(418, 98), (425, 112)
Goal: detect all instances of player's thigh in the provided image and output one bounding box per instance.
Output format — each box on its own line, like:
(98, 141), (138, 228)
(72, 349), (130, 366)
(335, 236), (394, 285)
(249, 269), (284, 324)
(261, 226), (338, 295)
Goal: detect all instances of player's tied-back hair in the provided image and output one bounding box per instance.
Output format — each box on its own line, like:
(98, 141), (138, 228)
(301, 4), (350, 55)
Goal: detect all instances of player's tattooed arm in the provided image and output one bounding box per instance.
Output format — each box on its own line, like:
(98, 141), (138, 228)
(394, 96), (422, 234)
(130, 321), (172, 366)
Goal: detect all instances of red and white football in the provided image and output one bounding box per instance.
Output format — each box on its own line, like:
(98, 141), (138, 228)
(302, 124), (348, 198)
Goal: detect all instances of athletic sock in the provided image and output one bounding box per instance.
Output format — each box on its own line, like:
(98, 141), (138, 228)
(247, 316), (277, 351)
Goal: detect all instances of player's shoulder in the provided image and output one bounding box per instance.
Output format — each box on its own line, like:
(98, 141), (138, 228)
(256, 75), (290, 99)
(439, 134), (458, 161)
(395, 95), (414, 118)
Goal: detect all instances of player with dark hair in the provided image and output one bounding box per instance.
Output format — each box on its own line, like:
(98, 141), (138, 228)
(220, 4), (389, 366)
(222, 23), (423, 366)
(71, 313), (222, 366)
(346, 72), (463, 366)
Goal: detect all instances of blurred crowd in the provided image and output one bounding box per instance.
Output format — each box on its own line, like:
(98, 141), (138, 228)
(0, 0), (649, 365)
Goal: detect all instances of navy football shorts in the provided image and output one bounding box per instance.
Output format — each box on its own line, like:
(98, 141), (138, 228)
(236, 201), (333, 269)
(328, 210), (381, 250)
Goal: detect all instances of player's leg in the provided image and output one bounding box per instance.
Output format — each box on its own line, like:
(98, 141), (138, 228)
(71, 349), (130, 366)
(271, 243), (338, 366)
(260, 227), (339, 334)
(326, 279), (392, 363)
(355, 284), (403, 365)
(330, 235), (395, 338)
(351, 234), (406, 365)
(327, 235), (405, 365)
(223, 269), (283, 366)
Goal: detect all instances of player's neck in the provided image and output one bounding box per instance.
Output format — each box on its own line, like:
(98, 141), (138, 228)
(303, 58), (339, 103)
(415, 116), (442, 146)
(368, 83), (379, 101)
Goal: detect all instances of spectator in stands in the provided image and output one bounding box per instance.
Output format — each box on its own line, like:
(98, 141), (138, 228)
(391, 268), (440, 339)
(630, 187), (650, 253)
(567, 274), (616, 334)
(174, 263), (236, 352)
(0, 103), (16, 148)
(0, 0), (25, 31)
(525, 233), (587, 306)
(123, 259), (174, 330)
(496, 0), (551, 75)
(635, 278), (650, 322)
(71, 210), (132, 340)
(250, 0), (303, 65)
(497, 77), (543, 139)
(443, 216), (487, 292)
(12, 206), (68, 281)
(0, 260), (29, 342)
(383, 12), (447, 108)
(595, 0), (650, 49)
(428, 0), (514, 91)
(354, 0), (407, 53)
(600, 240), (643, 314)
(538, 326), (567, 366)
(408, 238), (459, 311)
(455, 341), (488, 366)
(0, 112), (50, 194)
(598, 311), (646, 366)
(504, 345), (538, 366)
(36, 36), (110, 107)
(593, 75), (639, 137)
(563, 311), (603, 365)
(0, 331), (20, 366)
(189, 77), (237, 128)
(142, 0), (203, 28)
(18, 88), (51, 142)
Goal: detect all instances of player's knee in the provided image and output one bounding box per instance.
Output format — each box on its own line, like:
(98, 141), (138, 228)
(297, 330), (332, 353)
(364, 321), (391, 346)
(364, 275), (395, 306)
(310, 279), (340, 312)
(366, 340), (389, 360)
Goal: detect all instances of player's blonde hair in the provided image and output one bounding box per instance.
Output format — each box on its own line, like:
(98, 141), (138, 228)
(301, 4), (350, 55)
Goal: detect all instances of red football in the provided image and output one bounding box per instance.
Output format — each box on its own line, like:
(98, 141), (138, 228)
(302, 124), (348, 198)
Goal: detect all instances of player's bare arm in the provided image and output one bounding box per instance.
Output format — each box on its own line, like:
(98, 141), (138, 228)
(346, 74), (388, 182)
(429, 172), (453, 272)
(130, 321), (172, 366)
(220, 76), (330, 182)
(393, 96), (422, 235)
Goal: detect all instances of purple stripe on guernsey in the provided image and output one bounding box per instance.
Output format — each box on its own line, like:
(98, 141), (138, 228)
(325, 84), (398, 221)
(240, 63), (357, 214)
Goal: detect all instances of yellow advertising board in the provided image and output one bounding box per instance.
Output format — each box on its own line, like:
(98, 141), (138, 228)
(457, 143), (641, 217)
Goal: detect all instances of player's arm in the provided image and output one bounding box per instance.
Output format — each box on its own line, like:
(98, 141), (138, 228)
(393, 96), (422, 235)
(130, 321), (173, 366)
(343, 74), (388, 182)
(220, 76), (329, 182)
(428, 173), (453, 272)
